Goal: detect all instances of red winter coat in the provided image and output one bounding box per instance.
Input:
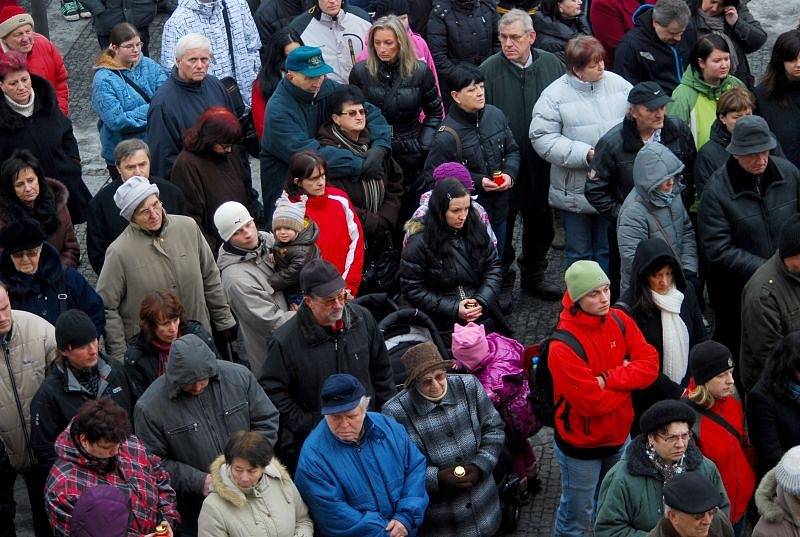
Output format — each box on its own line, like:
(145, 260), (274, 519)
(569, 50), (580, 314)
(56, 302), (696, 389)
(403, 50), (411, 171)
(590, 0), (656, 69)
(26, 33), (70, 116)
(549, 292), (659, 450)
(296, 186), (364, 295)
(685, 388), (757, 524)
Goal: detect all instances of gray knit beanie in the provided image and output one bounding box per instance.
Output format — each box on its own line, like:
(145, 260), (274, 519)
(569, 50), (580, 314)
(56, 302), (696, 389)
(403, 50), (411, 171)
(114, 176), (159, 221)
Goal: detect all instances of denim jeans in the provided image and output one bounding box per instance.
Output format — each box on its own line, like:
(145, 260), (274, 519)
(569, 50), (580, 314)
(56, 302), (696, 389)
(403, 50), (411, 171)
(553, 438), (628, 537)
(560, 211), (610, 274)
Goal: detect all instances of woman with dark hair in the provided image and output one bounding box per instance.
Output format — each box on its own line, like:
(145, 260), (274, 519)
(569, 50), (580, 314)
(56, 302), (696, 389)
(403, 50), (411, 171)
(251, 28), (302, 140)
(0, 51), (90, 225)
(124, 289), (219, 397)
(198, 430), (313, 536)
(668, 34), (745, 149)
(171, 107), (259, 252)
(533, 0), (592, 60)
(285, 150), (364, 296)
(755, 29), (800, 169)
(400, 178), (505, 336)
(747, 331), (800, 476)
(0, 148), (79, 267)
(91, 23), (167, 179)
(687, 0), (766, 88)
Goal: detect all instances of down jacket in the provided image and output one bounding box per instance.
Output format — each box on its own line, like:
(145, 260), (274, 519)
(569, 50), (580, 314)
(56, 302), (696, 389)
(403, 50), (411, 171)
(160, 0), (261, 108)
(755, 79), (800, 170)
(594, 434), (730, 537)
(23, 33), (70, 116)
(79, 0), (159, 36)
(91, 52), (168, 165)
(254, 0), (311, 61)
(0, 310), (56, 471)
(586, 116), (697, 222)
(753, 468), (800, 537)
(198, 456), (314, 537)
(530, 71), (632, 214)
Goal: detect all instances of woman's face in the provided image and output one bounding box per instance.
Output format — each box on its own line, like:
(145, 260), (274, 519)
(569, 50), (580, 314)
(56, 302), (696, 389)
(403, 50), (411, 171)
(0, 70), (32, 105)
(444, 194), (470, 229)
(230, 457), (265, 489)
(111, 36), (142, 65)
(10, 245), (41, 275)
(700, 0), (724, 17)
(296, 165), (326, 197)
(131, 194), (163, 231)
(784, 52), (800, 81)
(649, 421), (691, 463)
(719, 107), (751, 133)
(647, 265), (673, 295)
(2, 24), (34, 54)
(558, 0), (583, 18)
(331, 101), (366, 136)
(705, 368), (735, 399)
(13, 167), (39, 206)
(153, 317), (180, 343)
(373, 28), (400, 63)
(574, 59), (604, 83)
(416, 369), (447, 400)
(698, 49), (731, 84)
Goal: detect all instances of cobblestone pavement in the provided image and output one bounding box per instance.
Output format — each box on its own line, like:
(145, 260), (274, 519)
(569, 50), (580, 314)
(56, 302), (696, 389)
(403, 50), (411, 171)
(11, 0), (793, 534)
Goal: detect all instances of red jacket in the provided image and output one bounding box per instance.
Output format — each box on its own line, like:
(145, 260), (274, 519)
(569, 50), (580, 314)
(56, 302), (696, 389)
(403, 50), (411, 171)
(27, 33), (69, 116)
(549, 293), (659, 450)
(299, 186), (364, 295)
(251, 80), (266, 139)
(590, 0), (656, 69)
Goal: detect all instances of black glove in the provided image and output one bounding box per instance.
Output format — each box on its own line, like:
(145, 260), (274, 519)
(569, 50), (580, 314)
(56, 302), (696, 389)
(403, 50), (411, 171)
(361, 146), (388, 182)
(437, 467), (463, 492)
(220, 323), (239, 342)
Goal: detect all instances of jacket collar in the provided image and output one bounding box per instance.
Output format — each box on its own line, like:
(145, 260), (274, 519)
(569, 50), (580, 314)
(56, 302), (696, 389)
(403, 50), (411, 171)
(297, 302), (358, 346)
(774, 252), (800, 284)
(708, 119), (731, 147)
(58, 355), (112, 396)
(724, 157), (780, 198)
(624, 433), (704, 478)
(0, 74), (55, 128)
(322, 413), (384, 446)
(565, 72), (603, 93)
(448, 103), (482, 126)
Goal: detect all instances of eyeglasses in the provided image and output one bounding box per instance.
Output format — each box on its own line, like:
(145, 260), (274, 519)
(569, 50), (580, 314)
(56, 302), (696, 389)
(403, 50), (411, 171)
(10, 246), (41, 259)
(315, 289), (347, 306)
(656, 431), (691, 444)
(419, 372), (447, 386)
(498, 33), (527, 43)
(135, 199), (163, 218)
(337, 108), (366, 118)
(120, 41), (143, 50)
(690, 507), (718, 520)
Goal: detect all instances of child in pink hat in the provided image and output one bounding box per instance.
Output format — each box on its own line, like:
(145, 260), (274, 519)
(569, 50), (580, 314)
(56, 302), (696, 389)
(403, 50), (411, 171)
(451, 322), (541, 487)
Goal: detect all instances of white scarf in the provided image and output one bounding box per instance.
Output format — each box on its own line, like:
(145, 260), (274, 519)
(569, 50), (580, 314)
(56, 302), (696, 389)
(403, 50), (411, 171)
(651, 285), (689, 384)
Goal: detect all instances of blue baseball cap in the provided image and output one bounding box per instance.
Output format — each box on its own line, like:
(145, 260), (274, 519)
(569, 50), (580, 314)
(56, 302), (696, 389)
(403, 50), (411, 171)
(320, 374), (366, 415)
(285, 46), (334, 77)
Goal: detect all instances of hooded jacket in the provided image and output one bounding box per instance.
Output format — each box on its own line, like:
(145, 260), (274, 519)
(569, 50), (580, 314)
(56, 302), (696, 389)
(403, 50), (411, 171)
(617, 143), (697, 297)
(614, 6), (697, 94)
(753, 468), (800, 537)
(0, 310), (56, 471)
(23, 33), (70, 116)
(91, 52), (168, 165)
(747, 376), (800, 477)
(595, 434), (730, 537)
(667, 68), (745, 149)
(532, 11), (592, 60)
(0, 242), (105, 335)
(198, 455), (314, 537)
(0, 74), (90, 225)
(161, 0), (261, 107)
(134, 334), (279, 516)
(217, 232), (294, 373)
(590, 0), (655, 69)
(96, 213), (236, 361)
(45, 423), (180, 537)
(530, 71), (632, 214)
(269, 220), (320, 291)
(549, 293), (659, 456)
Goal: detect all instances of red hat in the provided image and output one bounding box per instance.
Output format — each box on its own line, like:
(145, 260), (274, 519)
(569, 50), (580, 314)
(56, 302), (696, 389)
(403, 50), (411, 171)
(0, 6), (33, 38)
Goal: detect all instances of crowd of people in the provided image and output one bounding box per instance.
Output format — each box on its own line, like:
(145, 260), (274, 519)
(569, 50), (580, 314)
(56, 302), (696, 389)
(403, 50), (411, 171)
(0, 0), (799, 535)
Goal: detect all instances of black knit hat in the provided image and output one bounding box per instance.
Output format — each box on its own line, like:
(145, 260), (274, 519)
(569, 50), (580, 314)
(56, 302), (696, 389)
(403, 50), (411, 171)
(779, 213), (800, 259)
(663, 472), (721, 514)
(639, 400), (696, 435)
(55, 310), (98, 350)
(372, 0), (410, 17)
(689, 340), (734, 386)
(0, 218), (46, 254)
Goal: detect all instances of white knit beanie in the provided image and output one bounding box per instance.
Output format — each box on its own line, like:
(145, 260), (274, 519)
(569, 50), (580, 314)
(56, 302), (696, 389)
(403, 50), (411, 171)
(272, 192), (306, 234)
(214, 201), (253, 242)
(776, 446), (800, 495)
(114, 176), (159, 221)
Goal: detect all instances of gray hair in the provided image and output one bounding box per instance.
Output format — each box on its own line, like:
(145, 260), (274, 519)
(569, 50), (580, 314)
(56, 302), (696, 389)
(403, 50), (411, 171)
(114, 139), (150, 165)
(499, 8), (534, 33)
(358, 395), (371, 411)
(175, 33), (212, 61)
(652, 0), (690, 28)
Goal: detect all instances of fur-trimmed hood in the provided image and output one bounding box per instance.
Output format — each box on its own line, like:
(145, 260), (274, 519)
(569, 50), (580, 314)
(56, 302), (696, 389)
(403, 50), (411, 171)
(755, 468), (800, 527)
(208, 454), (295, 508)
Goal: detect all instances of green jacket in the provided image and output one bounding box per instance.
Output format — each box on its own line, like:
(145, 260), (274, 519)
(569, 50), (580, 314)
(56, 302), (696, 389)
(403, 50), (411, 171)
(667, 68), (744, 150)
(595, 435), (730, 537)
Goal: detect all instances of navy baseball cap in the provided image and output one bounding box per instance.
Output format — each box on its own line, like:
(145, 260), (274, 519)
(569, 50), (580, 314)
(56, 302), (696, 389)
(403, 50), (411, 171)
(320, 374), (366, 415)
(628, 81), (672, 108)
(285, 46), (334, 77)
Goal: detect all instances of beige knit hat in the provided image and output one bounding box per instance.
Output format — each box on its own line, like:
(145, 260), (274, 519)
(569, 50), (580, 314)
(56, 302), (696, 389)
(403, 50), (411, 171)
(272, 192), (306, 234)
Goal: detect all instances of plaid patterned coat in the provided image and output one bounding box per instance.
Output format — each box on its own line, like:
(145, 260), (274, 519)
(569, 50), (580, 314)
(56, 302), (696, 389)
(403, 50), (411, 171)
(382, 373), (505, 537)
(45, 424), (180, 536)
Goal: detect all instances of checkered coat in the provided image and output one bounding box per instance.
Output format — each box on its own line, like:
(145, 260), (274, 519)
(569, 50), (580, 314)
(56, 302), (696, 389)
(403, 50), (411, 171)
(45, 423), (180, 537)
(382, 374), (505, 537)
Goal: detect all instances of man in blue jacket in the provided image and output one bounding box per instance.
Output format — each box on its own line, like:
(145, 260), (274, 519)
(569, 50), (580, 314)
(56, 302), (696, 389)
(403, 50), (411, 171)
(294, 373), (428, 537)
(259, 46), (391, 225)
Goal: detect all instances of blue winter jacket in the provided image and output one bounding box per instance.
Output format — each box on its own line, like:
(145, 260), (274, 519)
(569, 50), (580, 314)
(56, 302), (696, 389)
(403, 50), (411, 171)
(92, 52), (168, 165)
(294, 412), (429, 537)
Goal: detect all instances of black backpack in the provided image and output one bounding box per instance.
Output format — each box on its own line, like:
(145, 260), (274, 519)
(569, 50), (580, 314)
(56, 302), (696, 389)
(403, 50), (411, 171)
(530, 311), (626, 428)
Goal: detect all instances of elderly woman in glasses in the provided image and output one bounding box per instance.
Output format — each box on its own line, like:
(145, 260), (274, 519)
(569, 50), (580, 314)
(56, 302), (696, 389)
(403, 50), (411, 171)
(594, 400), (730, 537)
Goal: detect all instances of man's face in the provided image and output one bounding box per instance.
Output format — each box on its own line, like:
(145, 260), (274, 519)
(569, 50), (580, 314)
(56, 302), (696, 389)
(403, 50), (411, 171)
(577, 284), (610, 316)
(667, 507), (717, 537)
(2, 24), (34, 54)
(325, 404), (366, 442)
(62, 339), (100, 371)
(734, 151), (770, 176)
(182, 378), (210, 396)
(117, 150), (150, 181)
(230, 220), (259, 250)
(304, 289), (346, 326)
(631, 104), (666, 132)
(499, 21), (535, 64)
(319, 0), (341, 17)
(287, 71), (326, 96)
(176, 48), (211, 82)
(0, 287), (12, 336)
(653, 19), (687, 45)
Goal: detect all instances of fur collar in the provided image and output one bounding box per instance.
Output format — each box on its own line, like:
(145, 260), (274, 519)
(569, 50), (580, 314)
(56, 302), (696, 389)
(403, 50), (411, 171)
(625, 434), (704, 478)
(755, 468), (800, 526)
(209, 455), (293, 508)
(0, 74), (56, 129)
(93, 50), (135, 71)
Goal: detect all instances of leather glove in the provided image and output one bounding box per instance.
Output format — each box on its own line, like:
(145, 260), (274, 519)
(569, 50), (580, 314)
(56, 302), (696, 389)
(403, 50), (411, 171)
(220, 323), (239, 342)
(361, 146), (388, 182)
(454, 464), (482, 489)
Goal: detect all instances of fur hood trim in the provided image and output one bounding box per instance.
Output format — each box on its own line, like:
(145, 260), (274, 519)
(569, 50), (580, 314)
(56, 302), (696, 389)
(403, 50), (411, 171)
(209, 454), (294, 508)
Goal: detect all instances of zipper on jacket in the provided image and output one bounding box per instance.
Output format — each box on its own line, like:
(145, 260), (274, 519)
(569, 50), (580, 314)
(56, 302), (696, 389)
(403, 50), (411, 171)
(1, 340), (36, 468)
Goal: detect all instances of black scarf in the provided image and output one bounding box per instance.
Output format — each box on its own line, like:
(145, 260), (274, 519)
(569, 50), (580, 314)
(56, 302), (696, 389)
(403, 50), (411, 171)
(69, 364), (100, 398)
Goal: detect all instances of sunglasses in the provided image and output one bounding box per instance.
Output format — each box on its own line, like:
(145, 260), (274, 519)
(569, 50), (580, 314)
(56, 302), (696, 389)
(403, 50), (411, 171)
(337, 108), (366, 118)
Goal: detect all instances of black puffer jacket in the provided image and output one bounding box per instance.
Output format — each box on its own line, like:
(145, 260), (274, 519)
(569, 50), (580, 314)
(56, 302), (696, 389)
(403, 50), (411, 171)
(587, 115), (697, 221)
(422, 104), (520, 222)
(427, 0), (499, 94)
(532, 12), (591, 60)
(746, 376), (800, 476)
(254, 0), (311, 60)
(698, 156), (800, 312)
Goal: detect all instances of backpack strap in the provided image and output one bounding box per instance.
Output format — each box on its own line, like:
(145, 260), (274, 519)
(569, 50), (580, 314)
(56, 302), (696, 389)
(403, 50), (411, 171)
(437, 125), (464, 165)
(550, 329), (587, 363)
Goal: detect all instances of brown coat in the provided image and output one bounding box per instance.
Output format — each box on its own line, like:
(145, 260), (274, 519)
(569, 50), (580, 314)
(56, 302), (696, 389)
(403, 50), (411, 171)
(0, 177), (80, 267)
